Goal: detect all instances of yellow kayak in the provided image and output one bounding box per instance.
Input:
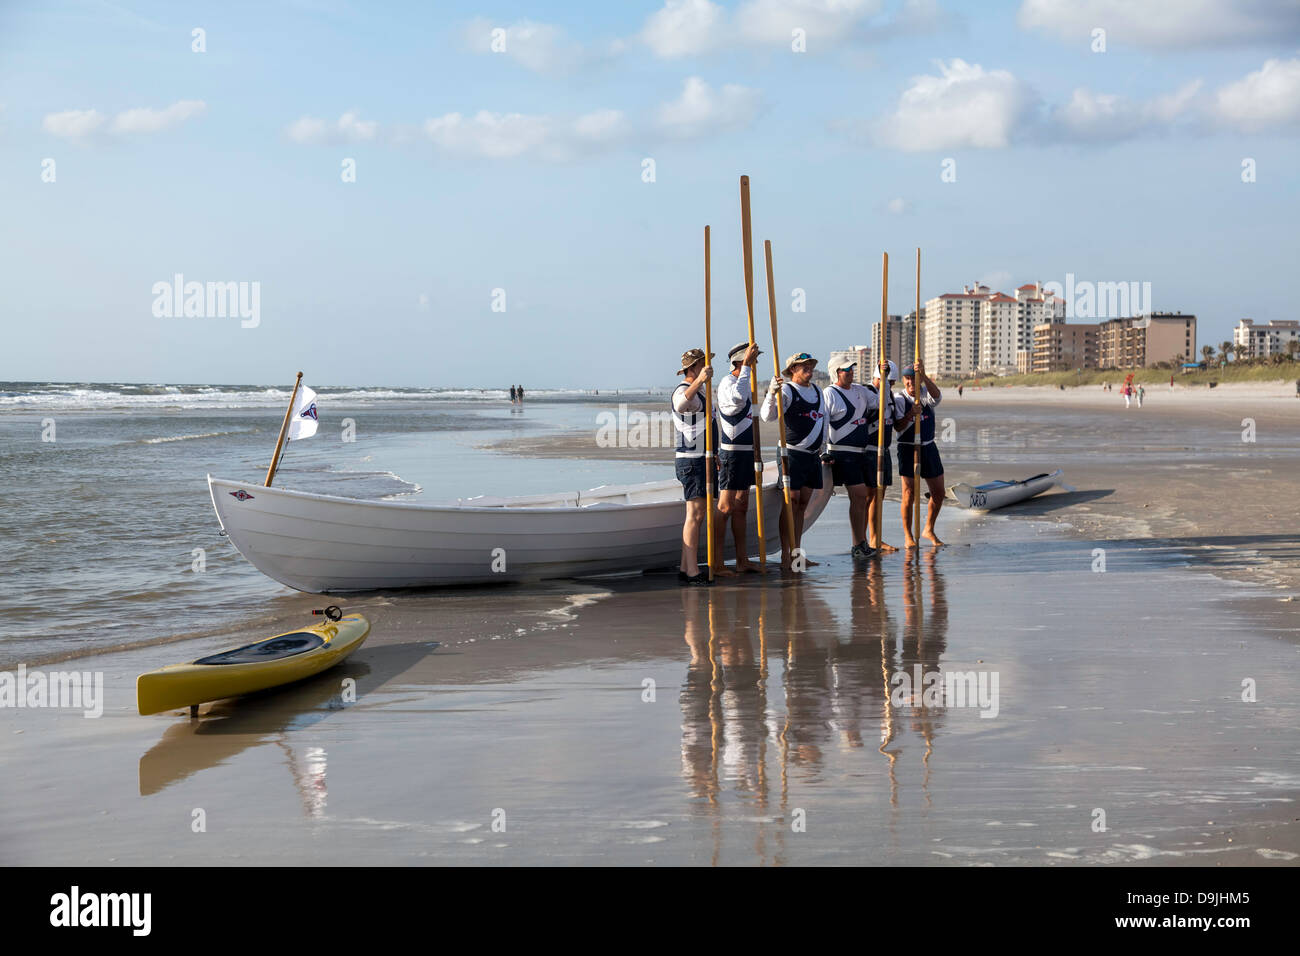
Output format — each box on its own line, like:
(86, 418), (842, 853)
(137, 609), (370, 716)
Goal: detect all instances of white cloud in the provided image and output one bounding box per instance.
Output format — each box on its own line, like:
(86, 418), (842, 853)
(1053, 81), (1201, 139)
(655, 76), (763, 139)
(736, 0), (881, 44)
(421, 108), (631, 161)
(110, 99), (206, 134)
(43, 108), (106, 141)
(872, 59), (1036, 150)
(286, 110), (378, 145)
(640, 0), (916, 56)
(1212, 57), (1300, 131)
(43, 100), (206, 141)
(885, 197), (908, 214)
(1018, 0), (1300, 49)
(641, 0), (726, 57)
(463, 17), (594, 74)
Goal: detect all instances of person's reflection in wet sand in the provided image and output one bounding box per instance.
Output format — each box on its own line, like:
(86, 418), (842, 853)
(777, 580), (840, 780)
(900, 550), (950, 804)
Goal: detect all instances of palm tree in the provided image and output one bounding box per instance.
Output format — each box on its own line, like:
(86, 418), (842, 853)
(1287, 340), (1299, 363)
(1219, 341), (1233, 367)
(1201, 345), (1214, 368)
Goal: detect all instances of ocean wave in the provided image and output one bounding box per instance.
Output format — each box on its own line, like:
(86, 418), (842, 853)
(0, 382), (607, 410)
(140, 430), (252, 444)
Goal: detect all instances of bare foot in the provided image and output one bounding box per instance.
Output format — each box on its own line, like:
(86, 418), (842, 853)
(803, 558), (820, 567)
(714, 566), (738, 577)
(738, 562), (763, 574)
(877, 541), (899, 553)
(923, 531), (946, 547)
(903, 537), (918, 549)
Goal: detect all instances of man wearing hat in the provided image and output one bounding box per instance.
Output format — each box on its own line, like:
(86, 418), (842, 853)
(823, 356), (877, 562)
(715, 341), (763, 574)
(761, 352), (825, 571)
(894, 359), (945, 548)
(672, 348), (717, 584)
(866, 359), (905, 553)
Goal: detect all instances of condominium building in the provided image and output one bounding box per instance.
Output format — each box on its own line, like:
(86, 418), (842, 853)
(827, 345), (873, 384)
(1233, 319), (1300, 359)
(923, 281), (1064, 377)
(1033, 323), (1099, 372)
(1097, 313), (1196, 369)
(871, 313), (916, 371)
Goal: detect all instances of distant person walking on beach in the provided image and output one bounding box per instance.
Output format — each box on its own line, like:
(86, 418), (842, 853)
(517, 385), (525, 402)
(896, 361), (945, 548)
(672, 348), (715, 585)
(1137, 384), (1145, 407)
(509, 385), (517, 404)
(1170, 374), (1175, 390)
(715, 342), (763, 575)
(957, 384), (964, 398)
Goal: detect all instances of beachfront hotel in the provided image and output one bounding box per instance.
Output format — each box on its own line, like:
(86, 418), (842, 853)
(1233, 318), (1300, 359)
(1096, 313), (1197, 369)
(922, 281), (1064, 377)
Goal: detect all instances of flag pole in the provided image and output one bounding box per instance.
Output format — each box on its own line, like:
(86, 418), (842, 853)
(265, 371), (303, 488)
(740, 175), (766, 571)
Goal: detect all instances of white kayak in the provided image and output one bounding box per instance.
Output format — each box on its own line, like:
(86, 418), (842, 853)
(947, 469), (1067, 511)
(209, 461), (834, 593)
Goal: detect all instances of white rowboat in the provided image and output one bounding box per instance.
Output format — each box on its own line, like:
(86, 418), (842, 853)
(209, 463), (833, 593)
(947, 469), (1067, 512)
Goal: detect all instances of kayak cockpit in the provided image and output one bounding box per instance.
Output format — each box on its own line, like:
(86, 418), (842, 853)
(195, 632), (325, 665)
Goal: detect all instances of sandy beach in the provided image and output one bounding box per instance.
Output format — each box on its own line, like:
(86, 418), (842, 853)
(2, 383), (1297, 866)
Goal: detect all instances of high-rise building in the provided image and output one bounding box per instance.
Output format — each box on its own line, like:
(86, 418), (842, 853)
(1097, 313), (1196, 369)
(1233, 319), (1300, 359)
(871, 314), (916, 371)
(922, 281), (1063, 377)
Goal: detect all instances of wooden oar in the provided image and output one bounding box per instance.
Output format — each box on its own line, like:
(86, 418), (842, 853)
(912, 247), (922, 548)
(875, 254), (888, 544)
(703, 225), (716, 582)
(264, 371), (303, 487)
(739, 175), (766, 571)
(764, 239), (798, 554)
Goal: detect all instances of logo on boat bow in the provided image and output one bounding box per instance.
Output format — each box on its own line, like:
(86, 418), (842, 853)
(230, 490), (255, 501)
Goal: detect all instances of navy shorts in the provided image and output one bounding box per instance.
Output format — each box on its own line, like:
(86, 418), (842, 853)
(718, 449), (754, 492)
(675, 456), (706, 500)
(782, 450), (823, 491)
(829, 450), (871, 487)
(897, 442), (944, 480)
(863, 449), (892, 488)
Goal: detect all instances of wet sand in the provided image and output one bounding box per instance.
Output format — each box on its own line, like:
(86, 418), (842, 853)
(2, 382), (1297, 865)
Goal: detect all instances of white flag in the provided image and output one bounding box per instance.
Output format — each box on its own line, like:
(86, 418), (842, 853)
(287, 385), (319, 441)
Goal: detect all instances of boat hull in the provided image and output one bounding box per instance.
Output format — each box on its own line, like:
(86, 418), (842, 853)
(948, 469), (1064, 511)
(137, 614), (370, 715)
(208, 463), (835, 592)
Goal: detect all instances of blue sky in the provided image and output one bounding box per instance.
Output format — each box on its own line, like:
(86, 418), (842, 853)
(3, 0), (1299, 388)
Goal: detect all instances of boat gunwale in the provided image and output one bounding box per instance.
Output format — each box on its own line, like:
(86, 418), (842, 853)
(208, 469), (790, 517)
